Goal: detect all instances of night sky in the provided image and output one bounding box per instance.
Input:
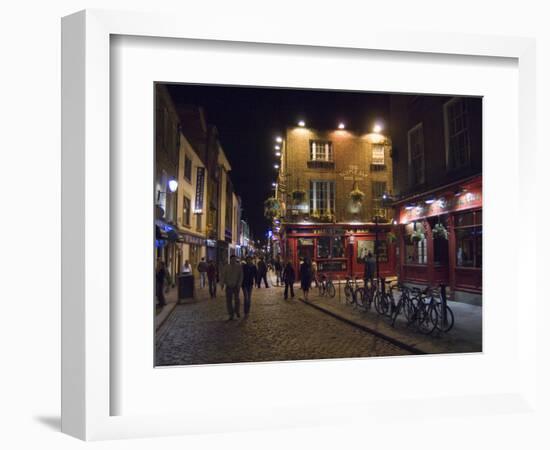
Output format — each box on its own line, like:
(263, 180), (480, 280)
(166, 84), (392, 241)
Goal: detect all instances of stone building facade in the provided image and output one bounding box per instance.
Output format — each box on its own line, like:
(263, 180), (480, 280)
(274, 125), (396, 279)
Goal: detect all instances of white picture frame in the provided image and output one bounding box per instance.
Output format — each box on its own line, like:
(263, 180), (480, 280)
(61, 9), (538, 441)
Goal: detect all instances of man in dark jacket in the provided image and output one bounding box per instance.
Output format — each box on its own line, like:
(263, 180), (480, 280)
(364, 251), (376, 287)
(282, 261), (295, 300)
(256, 256), (269, 288)
(242, 256), (258, 317)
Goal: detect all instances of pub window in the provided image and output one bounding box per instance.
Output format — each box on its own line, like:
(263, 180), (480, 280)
(309, 180), (335, 215)
(372, 144), (385, 165)
(407, 123), (425, 186)
(404, 222), (427, 265)
(317, 237), (330, 259)
(184, 155), (192, 182)
(454, 210), (482, 268)
(316, 236), (345, 259)
(310, 140), (333, 162)
(183, 196), (191, 227)
(444, 97), (471, 171)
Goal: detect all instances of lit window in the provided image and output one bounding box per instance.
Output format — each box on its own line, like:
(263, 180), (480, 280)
(309, 181), (335, 216)
(310, 140), (333, 162)
(372, 144), (385, 165)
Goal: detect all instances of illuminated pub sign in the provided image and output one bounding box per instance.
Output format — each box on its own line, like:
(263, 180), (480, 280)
(195, 167), (205, 214)
(399, 182), (482, 224)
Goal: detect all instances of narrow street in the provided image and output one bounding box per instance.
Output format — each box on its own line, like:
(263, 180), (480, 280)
(155, 275), (410, 366)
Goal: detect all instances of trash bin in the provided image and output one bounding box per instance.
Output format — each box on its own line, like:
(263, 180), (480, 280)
(178, 274), (194, 300)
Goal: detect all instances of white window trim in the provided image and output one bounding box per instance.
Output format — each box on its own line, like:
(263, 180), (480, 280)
(407, 122), (425, 186)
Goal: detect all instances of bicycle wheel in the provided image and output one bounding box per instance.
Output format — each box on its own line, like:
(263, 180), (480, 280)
(355, 288), (365, 307)
(402, 297), (416, 324)
(318, 283), (325, 296)
(327, 282), (336, 298)
(435, 304), (455, 332)
(344, 284), (352, 303)
(416, 304), (437, 334)
(374, 292), (388, 315)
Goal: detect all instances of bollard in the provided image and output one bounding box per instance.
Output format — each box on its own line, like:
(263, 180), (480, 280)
(440, 284), (448, 328)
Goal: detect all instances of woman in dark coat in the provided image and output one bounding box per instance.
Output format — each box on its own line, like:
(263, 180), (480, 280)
(155, 259), (167, 308)
(282, 261), (295, 300)
(299, 257), (313, 300)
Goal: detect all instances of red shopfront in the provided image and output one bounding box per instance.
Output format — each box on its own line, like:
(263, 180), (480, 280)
(396, 175), (482, 300)
(280, 223), (397, 281)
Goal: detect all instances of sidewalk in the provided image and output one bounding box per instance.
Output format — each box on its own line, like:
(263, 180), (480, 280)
(302, 284), (482, 355)
(155, 277), (211, 330)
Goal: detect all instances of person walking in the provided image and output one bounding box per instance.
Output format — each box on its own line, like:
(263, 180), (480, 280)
(221, 255), (243, 320)
(197, 257), (208, 288)
(181, 260), (192, 274)
(206, 259), (217, 298)
(274, 256), (283, 286)
(299, 257), (313, 301)
(282, 261), (295, 300)
(241, 256), (258, 317)
(311, 259), (319, 288)
(256, 256), (269, 288)
(364, 251), (376, 288)
(155, 259), (167, 308)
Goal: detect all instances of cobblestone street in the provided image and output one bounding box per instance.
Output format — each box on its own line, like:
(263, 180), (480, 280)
(155, 276), (410, 366)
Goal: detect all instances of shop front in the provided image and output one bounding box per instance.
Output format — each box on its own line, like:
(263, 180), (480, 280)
(177, 231), (206, 274)
(280, 223), (397, 282)
(396, 175), (482, 303)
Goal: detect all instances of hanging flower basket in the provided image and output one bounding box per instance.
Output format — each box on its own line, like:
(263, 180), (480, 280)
(432, 223), (449, 240)
(349, 188), (365, 203)
(410, 228), (425, 243)
(264, 197), (280, 220)
(386, 231), (397, 245)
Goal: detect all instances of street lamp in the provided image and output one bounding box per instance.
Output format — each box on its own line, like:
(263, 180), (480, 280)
(373, 123), (383, 133)
(338, 122), (345, 129)
(168, 178), (178, 193)
(298, 120), (306, 127)
(275, 136), (283, 143)
(274, 164), (279, 169)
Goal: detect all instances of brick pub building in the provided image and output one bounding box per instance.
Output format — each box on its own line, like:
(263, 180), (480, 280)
(274, 124), (396, 280)
(389, 95), (482, 304)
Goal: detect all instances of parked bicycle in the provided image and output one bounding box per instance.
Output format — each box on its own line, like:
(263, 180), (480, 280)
(318, 274), (336, 298)
(344, 276), (364, 306)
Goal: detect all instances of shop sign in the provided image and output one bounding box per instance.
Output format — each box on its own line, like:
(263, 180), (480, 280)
(399, 186), (482, 223)
(179, 232), (206, 246)
(195, 167), (205, 214)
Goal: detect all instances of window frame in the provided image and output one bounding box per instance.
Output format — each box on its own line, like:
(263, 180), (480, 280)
(444, 97), (471, 171)
(183, 154), (192, 182)
(309, 140), (333, 162)
(309, 180), (335, 216)
(407, 122), (425, 187)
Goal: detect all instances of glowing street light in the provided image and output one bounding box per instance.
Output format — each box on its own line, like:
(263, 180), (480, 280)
(338, 122), (345, 129)
(275, 145), (280, 150)
(275, 151), (281, 157)
(274, 164), (279, 169)
(272, 182), (277, 187)
(373, 123), (383, 133)
(298, 120), (306, 127)
(168, 178), (178, 193)
(275, 136), (282, 143)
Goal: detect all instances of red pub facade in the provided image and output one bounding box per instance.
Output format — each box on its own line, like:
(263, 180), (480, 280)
(280, 222), (396, 282)
(395, 175), (482, 303)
